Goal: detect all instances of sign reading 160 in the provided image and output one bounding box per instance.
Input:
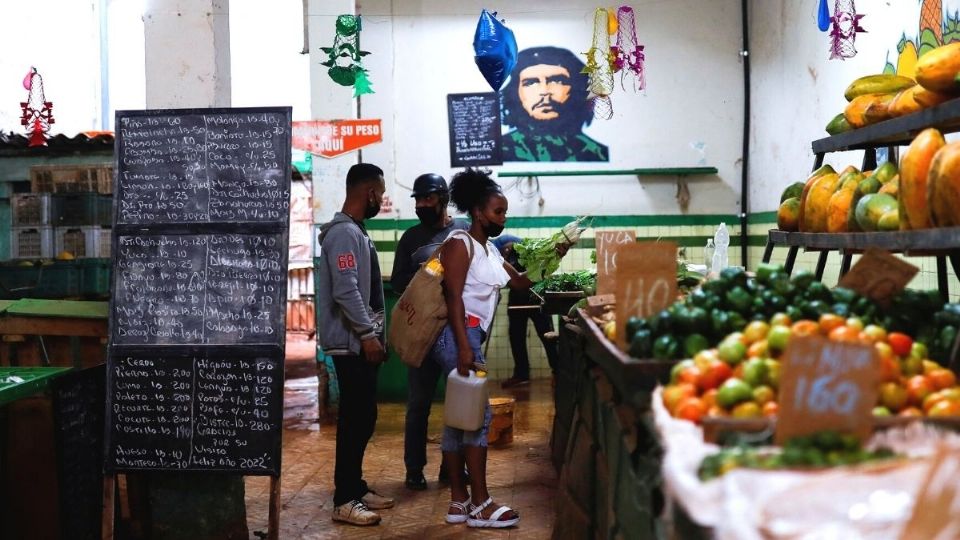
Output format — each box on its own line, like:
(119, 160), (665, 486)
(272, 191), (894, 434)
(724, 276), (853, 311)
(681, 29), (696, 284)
(623, 277), (672, 318)
(793, 374), (859, 414)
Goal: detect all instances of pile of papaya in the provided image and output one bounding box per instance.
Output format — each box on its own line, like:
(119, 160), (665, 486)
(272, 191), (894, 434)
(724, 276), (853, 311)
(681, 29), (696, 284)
(779, 126), (960, 232)
(826, 42), (960, 135)
(777, 160), (899, 232)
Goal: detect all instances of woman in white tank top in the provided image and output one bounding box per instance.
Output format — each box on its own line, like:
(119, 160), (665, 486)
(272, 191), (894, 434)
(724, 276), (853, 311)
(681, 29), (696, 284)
(432, 169), (571, 529)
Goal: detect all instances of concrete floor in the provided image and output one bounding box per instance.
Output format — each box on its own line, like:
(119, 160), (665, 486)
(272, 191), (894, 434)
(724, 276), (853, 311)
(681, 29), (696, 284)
(243, 334), (557, 539)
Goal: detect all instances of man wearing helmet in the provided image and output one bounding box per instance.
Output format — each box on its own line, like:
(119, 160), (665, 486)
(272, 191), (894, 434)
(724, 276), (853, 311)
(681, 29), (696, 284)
(391, 173), (469, 490)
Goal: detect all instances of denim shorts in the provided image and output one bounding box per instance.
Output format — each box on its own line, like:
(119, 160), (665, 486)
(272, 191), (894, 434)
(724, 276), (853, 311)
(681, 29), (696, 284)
(431, 324), (492, 452)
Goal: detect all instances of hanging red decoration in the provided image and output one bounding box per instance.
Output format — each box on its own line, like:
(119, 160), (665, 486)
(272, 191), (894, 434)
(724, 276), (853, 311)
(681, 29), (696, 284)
(19, 67), (55, 147)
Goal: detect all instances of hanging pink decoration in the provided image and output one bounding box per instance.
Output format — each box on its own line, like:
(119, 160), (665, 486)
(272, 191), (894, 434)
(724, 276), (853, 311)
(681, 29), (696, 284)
(611, 6), (645, 91)
(19, 67), (55, 147)
(829, 0), (866, 60)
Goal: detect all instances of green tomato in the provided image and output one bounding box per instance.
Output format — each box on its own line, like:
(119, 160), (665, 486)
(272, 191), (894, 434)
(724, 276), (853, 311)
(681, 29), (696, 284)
(718, 338), (747, 366)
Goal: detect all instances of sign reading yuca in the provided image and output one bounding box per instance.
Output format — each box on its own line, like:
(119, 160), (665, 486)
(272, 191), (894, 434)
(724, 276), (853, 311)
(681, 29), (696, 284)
(596, 230), (635, 296)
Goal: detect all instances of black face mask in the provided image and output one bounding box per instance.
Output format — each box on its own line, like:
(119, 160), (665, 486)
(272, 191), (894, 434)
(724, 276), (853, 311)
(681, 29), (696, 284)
(483, 221), (505, 238)
(364, 200), (381, 219)
(415, 206), (441, 226)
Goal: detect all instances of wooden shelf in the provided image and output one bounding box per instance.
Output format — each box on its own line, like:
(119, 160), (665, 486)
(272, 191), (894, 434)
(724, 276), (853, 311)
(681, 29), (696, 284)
(767, 227), (960, 254)
(812, 97), (960, 153)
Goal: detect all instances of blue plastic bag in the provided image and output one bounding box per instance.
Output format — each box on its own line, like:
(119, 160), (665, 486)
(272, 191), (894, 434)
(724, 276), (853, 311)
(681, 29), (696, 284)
(473, 9), (518, 91)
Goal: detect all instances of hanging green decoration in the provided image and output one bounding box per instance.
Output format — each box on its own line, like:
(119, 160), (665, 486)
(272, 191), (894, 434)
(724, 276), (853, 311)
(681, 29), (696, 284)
(320, 14), (374, 98)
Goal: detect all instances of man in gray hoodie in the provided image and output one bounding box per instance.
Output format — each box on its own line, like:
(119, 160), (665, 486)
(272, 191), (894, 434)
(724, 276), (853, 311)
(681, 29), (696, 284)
(317, 163), (393, 526)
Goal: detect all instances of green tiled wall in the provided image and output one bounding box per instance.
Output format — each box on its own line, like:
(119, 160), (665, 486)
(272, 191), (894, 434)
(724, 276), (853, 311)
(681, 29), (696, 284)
(319, 212), (960, 383)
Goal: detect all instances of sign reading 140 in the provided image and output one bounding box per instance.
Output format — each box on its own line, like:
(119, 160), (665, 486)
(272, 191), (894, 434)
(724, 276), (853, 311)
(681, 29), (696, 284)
(613, 242), (678, 350)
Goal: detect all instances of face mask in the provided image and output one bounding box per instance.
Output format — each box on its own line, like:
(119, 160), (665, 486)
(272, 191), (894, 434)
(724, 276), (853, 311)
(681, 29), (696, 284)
(483, 220), (505, 238)
(415, 206), (441, 226)
(364, 199), (381, 219)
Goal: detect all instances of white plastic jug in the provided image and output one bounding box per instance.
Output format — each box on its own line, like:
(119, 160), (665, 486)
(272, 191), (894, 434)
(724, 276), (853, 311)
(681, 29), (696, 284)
(444, 368), (489, 431)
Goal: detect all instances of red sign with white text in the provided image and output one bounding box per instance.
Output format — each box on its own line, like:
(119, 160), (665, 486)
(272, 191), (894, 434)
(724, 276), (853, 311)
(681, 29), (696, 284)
(292, 119), (382, 158)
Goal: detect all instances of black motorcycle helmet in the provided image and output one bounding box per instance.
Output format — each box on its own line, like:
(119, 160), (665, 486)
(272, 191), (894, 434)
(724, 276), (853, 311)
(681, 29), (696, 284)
(410, 173), (448, 198)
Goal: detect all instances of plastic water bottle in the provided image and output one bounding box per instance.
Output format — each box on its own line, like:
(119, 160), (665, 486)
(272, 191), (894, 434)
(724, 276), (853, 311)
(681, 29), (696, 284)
(704, 239), (715, 270)
(712, 223), (729, 274)
(444, 368), (488, 431)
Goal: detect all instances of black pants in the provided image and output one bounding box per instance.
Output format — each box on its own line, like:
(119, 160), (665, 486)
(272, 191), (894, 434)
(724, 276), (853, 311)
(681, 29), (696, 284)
(403, 359), (442, 474)
(332, 355), (379, 506)
(507, 309), (559, 380)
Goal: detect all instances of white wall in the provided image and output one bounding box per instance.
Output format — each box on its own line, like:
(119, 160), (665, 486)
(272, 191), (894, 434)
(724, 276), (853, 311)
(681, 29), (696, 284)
(309, 0), (745, 222)
(749, 0), (941, 212)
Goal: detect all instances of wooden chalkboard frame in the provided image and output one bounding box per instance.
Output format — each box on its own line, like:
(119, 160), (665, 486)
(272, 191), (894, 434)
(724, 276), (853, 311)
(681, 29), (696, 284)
(446, 92), (503, 167)
(105, 107), (292, 478)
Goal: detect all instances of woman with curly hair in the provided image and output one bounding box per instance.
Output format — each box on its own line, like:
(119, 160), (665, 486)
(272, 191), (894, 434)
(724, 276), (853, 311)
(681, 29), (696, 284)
(431, 168), (570, 528)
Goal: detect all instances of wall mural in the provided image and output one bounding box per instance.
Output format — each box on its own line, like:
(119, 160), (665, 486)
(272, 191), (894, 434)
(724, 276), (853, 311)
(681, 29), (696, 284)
(883, 0), (960, 77)
(499, 47), (610, 162)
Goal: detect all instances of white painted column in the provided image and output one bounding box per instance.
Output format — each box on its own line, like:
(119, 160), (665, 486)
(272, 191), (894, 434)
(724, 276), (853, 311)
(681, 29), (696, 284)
(307, 0), (357, 224)
(143, 0), (231, 108)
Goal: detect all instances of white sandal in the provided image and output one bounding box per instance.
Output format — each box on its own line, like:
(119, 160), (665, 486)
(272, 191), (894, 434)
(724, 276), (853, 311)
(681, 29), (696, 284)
(445, 498), (470, 524)
(467, 497), (520, 528)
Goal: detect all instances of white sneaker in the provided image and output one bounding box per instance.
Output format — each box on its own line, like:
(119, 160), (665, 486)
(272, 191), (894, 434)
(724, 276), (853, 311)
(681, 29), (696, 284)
(362, 489), (396, 510)
(332, 500), (381, 526)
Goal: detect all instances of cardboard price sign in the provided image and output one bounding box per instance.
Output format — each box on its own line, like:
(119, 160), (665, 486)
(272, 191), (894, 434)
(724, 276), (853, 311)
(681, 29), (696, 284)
(838, 248), (918, 307)
(900, 445), (960, 540)
(292, 119), (383, 158)
(775, 335), (879, 445)
(595, 230), (635, 296)
(614, 242), (677, 350)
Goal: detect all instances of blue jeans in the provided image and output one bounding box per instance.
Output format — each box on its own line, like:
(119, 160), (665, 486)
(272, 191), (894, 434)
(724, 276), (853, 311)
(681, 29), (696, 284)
(430, 324), (492, 452)
(403, 358), (442, 474)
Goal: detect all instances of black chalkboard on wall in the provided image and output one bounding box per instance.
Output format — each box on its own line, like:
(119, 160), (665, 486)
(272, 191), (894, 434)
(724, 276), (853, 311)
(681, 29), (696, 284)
(105, 107), (291, 475)
(447, 92), (503, 167)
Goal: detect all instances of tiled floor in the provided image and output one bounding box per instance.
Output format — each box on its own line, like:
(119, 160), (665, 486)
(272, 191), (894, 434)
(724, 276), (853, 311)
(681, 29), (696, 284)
(244, 337), (557, 539)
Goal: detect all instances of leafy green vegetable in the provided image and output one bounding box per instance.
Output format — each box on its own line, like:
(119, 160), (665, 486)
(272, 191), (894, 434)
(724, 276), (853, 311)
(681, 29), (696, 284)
(515, 217), (588, 282)
(531, 270), (596, 295)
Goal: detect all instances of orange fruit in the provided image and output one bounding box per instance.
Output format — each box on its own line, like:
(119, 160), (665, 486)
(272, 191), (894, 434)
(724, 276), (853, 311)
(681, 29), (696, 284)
(769, 313), (792, 327)
(928, 368), (957, 390)
(828, 326), (860, 343)
(862, 325), (887, 344)
(731, 401), (762, 418)
(747, 340), (769, 359)
(922, 390), (950, 413)
(845, 317), (865, 332)
(791, 320), (820, 337)
(675, 396), (706, 423)
(743, 321), (770, 344)
(818, 314), (846, 335)
(887, 332), (914, 357)
(707, 405), (727, 417)
(875, 342), (895, 361)
(697, 360), (733, 392)
(702, 389), (718, 410)
(927, 399), (960, 417)
(906, 375), (934, 407)
(677, 365), (702, 387)
(879, 356), (902, 383)
(898, 406), (923, 417)
(762, 401), (779, 417)
(879, 381), (908, 412)
(662, 383), (697, 413)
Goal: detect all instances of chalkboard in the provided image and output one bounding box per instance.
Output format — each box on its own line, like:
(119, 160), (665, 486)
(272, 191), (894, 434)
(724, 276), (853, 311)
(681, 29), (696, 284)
(52, 365), (106, 540)
(447, 92), (503, 167)
(106, 107), (291, 475)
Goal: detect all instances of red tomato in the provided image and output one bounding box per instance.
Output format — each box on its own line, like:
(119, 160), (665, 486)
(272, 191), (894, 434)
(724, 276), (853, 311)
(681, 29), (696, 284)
(887, 332), (914, 357)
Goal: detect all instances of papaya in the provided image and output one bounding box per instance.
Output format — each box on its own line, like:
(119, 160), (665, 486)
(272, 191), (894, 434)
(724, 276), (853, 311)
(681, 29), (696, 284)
(927, 142), (960, 227)
(802, 172), (842, 232)
(888, 87), (924, 117)
(877, 210), (900, 231)
(844, 74), (916, 101)
(863, 93), (899, 124)
(848, 177), (882, 232)
(797, 165), (836, 232)
(845, 94), (897, 128)
(873, 161), (898, 184)
(825, 113), (852, 135)
(855, 193), (899, 231)
(777, 197), (801, 232)
(780, 181), (805, 203)
(899, 127), (945, 229)
(915, 42), (960, 92)
(879, 175), (899, 197)
(827, 185), (857, 233)
(912, 86), (956, 107)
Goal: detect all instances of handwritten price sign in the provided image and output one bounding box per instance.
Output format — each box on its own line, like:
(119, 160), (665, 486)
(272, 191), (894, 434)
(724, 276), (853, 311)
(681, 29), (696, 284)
(838, 248), (918, 307)
(614, 242), (677, 350)
(596, 230), (635, 296)
(775, 335), (879, 445)
(900, 445), (960, 540)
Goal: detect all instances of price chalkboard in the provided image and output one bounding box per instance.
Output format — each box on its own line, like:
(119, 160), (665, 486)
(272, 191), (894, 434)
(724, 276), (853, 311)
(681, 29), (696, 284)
(775, 335), (879, 445)
(106, 107), (291, 475)
(52, 365), (106, 540)
(447, 92), (503, 167)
